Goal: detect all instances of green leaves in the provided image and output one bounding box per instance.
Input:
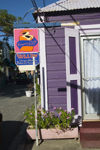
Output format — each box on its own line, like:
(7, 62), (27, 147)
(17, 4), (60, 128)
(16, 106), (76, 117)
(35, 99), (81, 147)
(24, 106), (75, 130)
(0, 9), (30, 37)
(0, 9), (16, 35)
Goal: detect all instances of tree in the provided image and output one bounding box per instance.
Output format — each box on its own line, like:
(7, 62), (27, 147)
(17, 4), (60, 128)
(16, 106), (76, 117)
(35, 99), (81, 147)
(0, 9), (31, 76)
(0, 9), (16, 36)
(17, 16), (30, 24)
(0, 9), (30, 37)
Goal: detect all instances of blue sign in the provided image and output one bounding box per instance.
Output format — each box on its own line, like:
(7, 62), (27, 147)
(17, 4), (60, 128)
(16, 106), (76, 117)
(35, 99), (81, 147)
(15, 53), (39, 66)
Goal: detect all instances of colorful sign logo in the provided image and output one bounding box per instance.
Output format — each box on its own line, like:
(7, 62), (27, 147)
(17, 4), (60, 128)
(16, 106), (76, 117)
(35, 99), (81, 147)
(14, 29), (39, 53)
(15, 53), (39, 66)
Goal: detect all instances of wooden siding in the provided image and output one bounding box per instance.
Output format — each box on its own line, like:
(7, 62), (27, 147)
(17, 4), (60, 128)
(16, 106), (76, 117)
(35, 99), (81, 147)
(44, 11), (100, 113)
(47, 71), (66, 80)
(46, 54), (65, 63)
(47, 79), (66, 88)
(46, 12), (100, 25)
(45, 27), (67, 110)
(47, 62), (65, 71)
(48, 88), (66, 96)
(46, 45), (65, 54)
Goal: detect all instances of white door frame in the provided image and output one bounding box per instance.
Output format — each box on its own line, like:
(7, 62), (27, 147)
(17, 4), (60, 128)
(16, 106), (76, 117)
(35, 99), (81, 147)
(65, 28), (82, 118)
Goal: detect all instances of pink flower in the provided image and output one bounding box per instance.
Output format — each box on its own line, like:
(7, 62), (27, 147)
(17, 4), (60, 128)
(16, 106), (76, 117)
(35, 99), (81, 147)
(59, 112), (62, 116)
(53, 107), (56, 110)
(67, 116), (70, 119)
(43, 113), (47, 116)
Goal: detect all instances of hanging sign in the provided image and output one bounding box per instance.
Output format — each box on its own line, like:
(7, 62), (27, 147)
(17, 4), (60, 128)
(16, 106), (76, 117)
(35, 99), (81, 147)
(14, 28), (39, 53)
(18, 65), (35, 72)
(18, 57), (35, 72)
(15, 53), (39, 66)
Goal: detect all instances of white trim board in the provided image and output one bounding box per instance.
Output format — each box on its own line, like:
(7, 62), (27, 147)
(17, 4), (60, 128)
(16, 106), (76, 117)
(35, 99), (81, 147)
(39, 28), (48, 110)
(75, 24), (100, 36)
(65, 28), (82, 117)
(75, 24), (100, 30)
(65, 28), (71, 112)
(80, 30), (100, 36)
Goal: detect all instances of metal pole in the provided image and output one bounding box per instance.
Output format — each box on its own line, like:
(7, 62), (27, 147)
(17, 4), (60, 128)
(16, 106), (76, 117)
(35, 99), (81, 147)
(34, 60), (38, 146)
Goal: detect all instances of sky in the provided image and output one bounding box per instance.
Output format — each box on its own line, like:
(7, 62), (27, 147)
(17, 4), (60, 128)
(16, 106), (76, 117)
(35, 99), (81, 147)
(0, 0), (58, 23)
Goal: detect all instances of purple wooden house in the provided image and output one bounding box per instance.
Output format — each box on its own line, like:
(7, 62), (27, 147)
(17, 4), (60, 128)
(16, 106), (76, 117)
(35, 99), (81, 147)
(33, 0), (100, 123)
(33, 0), (100, 147)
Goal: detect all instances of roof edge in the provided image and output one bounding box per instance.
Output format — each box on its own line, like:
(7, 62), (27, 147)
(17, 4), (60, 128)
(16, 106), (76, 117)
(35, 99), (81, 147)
(33, 7), (100, 19)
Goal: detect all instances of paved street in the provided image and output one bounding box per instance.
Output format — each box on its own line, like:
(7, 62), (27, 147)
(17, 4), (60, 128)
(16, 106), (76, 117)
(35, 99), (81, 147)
(0, 82), (35, 150)
(0, 82), (34, 121)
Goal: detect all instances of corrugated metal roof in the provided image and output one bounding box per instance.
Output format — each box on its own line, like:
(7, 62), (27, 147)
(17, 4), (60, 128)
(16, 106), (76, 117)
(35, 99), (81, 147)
(39, 0), (100, 13)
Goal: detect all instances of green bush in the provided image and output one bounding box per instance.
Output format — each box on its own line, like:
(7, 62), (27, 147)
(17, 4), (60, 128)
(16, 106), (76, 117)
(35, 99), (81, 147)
(24, 106), (75, 130)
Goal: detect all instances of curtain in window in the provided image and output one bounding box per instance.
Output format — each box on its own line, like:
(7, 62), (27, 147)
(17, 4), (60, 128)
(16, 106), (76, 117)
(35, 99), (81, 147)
(83, 38), (100, 114)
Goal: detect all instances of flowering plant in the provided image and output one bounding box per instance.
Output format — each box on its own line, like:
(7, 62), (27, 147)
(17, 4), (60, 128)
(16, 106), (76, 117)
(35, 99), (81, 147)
(24, 106), (75, 130)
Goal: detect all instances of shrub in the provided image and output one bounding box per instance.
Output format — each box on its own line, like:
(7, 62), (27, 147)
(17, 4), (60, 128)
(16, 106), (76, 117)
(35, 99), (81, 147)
(24, 106), (75, 130)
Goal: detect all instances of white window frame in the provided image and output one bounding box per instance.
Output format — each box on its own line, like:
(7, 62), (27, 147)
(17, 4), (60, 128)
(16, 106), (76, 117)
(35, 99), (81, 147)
(80, 26), (100, 120)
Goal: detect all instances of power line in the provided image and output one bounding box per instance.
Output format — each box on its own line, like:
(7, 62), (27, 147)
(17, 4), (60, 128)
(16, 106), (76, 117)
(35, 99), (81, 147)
(43, 0), (45, 7)
(31, 0), (94, 89)
(30, 0), (38, 10)
(55, 2), (100, 82)
(55, 2), (90, 39)
(55, 2), (100, 56)
(23, 7), (35, 21)
(31, 0), (86, 84)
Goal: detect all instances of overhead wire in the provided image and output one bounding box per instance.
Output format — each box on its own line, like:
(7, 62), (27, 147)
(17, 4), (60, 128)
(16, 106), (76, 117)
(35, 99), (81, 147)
(31, 0), (87, 89)
(55, 1), (100, 87)
(31, 0), (99, 89)
(23, 7), (35, 21)
(30, 0), (37, 10)
(43, 0), (45, 7)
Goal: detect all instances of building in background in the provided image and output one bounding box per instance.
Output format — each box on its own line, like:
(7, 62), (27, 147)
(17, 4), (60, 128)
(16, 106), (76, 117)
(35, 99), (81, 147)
(0, 40), (16, 87)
